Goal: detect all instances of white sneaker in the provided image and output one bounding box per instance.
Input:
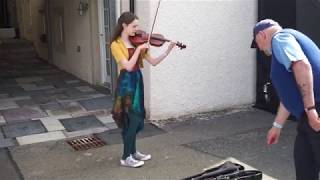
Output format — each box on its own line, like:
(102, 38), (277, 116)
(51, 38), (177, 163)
(133, 151), (152, 161)
(120, 155), (144, 168)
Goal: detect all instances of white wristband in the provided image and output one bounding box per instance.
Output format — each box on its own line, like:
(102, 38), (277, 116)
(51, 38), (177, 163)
(273, 122), (283, 129)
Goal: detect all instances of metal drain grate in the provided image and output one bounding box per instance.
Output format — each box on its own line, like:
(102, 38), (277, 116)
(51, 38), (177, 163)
(66, 136), (106, 151)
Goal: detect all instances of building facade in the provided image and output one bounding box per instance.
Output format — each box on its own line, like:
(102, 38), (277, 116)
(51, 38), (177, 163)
(14, 0), (258, 120)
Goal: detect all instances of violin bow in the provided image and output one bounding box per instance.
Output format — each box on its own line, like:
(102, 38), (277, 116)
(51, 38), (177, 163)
(147, 0), (162, 46)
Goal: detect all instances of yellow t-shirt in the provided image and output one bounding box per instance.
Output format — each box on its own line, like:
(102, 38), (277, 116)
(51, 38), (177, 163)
(110, 37), (147, 70)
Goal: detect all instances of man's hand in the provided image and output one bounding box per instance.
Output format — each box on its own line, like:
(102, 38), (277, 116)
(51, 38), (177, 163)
(306, 109), (320, 131)
(267, 127), (281, 145)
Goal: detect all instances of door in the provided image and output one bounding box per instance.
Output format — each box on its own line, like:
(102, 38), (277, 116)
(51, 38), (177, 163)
(98, 0), (117, 91)
(0, 0), (9, 28)
(255, 0), (296, 113)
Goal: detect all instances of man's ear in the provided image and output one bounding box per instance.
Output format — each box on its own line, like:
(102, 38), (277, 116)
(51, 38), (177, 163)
(260, 31), (268, 40)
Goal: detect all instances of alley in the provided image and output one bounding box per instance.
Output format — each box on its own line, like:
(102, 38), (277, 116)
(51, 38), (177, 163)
(0, 41), (296, 179)
(0, 39), (116, 147)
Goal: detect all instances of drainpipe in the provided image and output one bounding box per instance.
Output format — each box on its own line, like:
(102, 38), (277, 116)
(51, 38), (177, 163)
(130, 0), (134, 13)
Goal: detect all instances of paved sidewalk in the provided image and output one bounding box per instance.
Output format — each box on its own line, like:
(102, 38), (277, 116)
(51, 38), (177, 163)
(3, 107), (297, 180)
(0, 39), (116, 147)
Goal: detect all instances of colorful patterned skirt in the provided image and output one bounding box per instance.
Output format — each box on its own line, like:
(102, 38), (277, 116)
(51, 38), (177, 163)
(111, 69), (145, 128)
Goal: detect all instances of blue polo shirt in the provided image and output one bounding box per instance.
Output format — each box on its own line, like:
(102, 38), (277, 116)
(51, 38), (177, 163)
(270, 29), (320, 119)
(272, 33), (307, 71)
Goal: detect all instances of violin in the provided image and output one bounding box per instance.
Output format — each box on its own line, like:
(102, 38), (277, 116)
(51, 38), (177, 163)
(129, 30), (186, 50)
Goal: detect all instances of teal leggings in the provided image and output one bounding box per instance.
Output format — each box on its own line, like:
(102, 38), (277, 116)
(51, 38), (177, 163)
(121, 112), (144, 160)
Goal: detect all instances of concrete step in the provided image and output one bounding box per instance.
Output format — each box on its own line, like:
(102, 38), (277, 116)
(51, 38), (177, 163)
(0, 52), (37, 60)
(0, 39), (37, 60)
(0, 47), (35, 54)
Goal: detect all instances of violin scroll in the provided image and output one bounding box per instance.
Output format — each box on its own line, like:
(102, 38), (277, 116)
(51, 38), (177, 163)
(175, 41), (186, 50)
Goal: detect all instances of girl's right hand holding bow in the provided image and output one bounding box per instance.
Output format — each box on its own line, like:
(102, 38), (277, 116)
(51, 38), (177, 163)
(137, 43), (149, 51)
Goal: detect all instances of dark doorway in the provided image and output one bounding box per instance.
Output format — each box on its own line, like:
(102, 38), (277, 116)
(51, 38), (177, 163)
(0, 0), (9, 28)
(255, 0), (296, 114)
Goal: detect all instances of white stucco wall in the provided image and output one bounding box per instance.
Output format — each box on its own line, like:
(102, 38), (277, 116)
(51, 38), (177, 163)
(50, 0), (95, 83)
(135, 0), (258, 120)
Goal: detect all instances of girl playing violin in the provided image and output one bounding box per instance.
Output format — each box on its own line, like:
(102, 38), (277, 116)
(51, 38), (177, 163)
(110, 11), (175, 168)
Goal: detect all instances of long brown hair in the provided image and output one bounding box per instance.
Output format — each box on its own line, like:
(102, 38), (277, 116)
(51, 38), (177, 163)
(111, 12), (138, 42)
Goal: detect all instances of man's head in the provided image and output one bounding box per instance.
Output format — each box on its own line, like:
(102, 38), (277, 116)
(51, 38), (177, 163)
(251, 19), (282, 56)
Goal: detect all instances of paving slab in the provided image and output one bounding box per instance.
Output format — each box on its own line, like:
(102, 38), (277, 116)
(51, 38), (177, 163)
(69, 111), (95, 118)
(0, 128), (16, 147)
(105, 122), (118, 130)
(35, 69), (60, 75)
(92, 85), (111, 95)
(59, 115), (105, 132)
(60, 102), (86, 114)
(42, 74), (73, 81)
(0, 100), (19, 110)
(21, 84), (54, 91)
(0, 148), (23, 180)
(16, 131), (66, 145)
(0, 79), (17, 86)
(76, 86), (95, 92)
(78, 96), (113, 111)
(90, 94), (108, 98)
(53, 81), (88, 89)
(11, 90), (45, 97)
(46, 109), (70, 117)
(40, 117), (66, 132)
(0, 138), (16, 148)
(57, 95), (93, 104)
(65, 80), (80, 84)
(19, 83), (37, 90)
(0, 86), (25, 95)
(43, 88), (66, 95)
(0, 93), (9, 98)
(15, 77), (43, 83)
(34, 80), (53, 86)
(15, 99), (37, 107)
(96, 115), (114, 124)
(32, 94), (66, 104)
(65, 88), (96, 97)
(40, 102), (62, 111)
(1, 96), (31, 101)
(1, 107), (47, 123)
(2, 120), (47, 138)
